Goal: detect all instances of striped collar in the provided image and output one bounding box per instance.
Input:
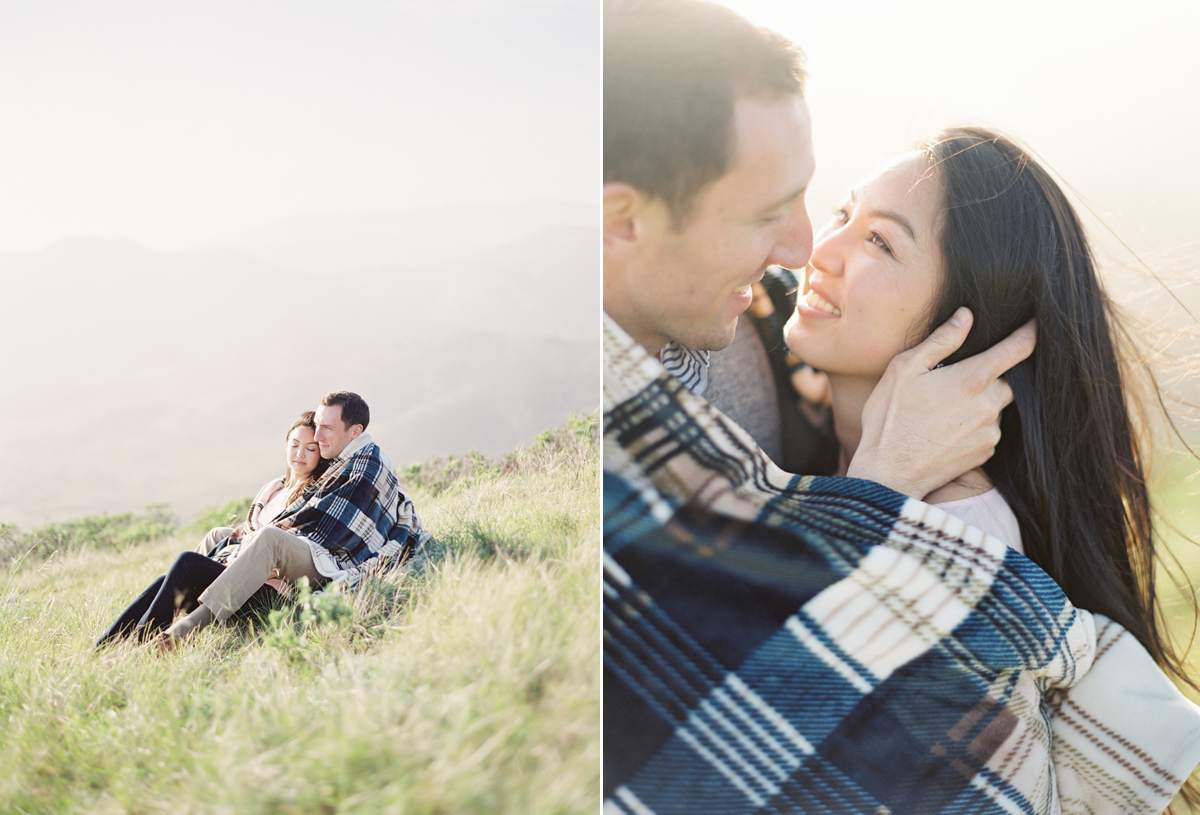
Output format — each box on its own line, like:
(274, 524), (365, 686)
(659, 341), (709, 395)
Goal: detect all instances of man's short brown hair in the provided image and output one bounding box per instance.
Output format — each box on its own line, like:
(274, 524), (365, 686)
(604, 0), (806, 223)
(319, 391), (370, 431)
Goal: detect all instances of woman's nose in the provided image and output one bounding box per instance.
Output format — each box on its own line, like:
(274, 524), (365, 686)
(809, 230), (844, 277)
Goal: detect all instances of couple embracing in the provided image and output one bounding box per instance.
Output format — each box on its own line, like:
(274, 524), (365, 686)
(98, 391), (425, 650)
(603, 1), (1200, 813)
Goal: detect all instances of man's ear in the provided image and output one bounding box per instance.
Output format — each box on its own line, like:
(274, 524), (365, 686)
(604, 182), (651, 262)
(350, 424), (364, 439)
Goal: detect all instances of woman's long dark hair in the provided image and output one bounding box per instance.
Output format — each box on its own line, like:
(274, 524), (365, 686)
(919, 127), (1192, 688)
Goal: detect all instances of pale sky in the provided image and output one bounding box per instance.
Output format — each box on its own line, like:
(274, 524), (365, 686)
(6, 1), (1195, 262)
(716, 0), (1200, 268)
(0, 0), (600, 253)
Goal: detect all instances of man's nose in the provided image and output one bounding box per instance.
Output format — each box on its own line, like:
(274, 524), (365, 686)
(767, 205), (814, 271)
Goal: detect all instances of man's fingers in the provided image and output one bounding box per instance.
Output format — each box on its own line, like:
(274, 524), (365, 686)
(993, 379), (1012, 410)
(990, 375), (1015, 411)
(973, 318), (1037, 380)
(908, 307), (973, 370)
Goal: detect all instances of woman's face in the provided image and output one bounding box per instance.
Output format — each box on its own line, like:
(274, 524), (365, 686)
(785, 152), (945, 381)
(286, 426), (322, 480)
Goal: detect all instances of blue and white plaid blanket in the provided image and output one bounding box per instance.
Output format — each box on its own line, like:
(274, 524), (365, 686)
(274, 433), (425, 588)
(603, 315), (1200, 815)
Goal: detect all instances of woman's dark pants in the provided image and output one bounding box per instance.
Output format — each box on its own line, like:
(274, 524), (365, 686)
(96, 551), (273, 646)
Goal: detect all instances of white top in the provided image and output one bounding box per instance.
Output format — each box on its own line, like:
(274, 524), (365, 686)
(258, 481), (291, 526)
(933, 488), (1024, 554)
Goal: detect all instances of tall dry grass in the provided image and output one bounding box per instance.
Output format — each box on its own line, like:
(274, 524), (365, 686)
(0, 417), (599, 815)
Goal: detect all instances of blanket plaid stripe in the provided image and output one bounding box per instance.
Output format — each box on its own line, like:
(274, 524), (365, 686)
(275, 434), (425, 586)
(603, 315), (1200, 815)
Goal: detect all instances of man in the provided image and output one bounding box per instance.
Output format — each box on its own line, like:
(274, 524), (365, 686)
(703, 264), (837, 475)
(603, 2), (1200, 813)
(603, 3), (1021, 495)
(162, 391), (424, 645)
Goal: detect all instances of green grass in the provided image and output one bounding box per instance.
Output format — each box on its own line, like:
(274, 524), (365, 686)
(0, 504), (178, 569)
(0, 417), (600, 815)
(1154, 452), (1200, 685)
(1148, 451), (1200, 813)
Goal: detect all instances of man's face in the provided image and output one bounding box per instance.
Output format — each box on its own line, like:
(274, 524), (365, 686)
(313, 404), (360, 459)
(606, 94), (816, 354)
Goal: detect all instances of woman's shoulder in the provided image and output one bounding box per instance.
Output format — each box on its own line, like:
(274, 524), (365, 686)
(253, 477), (286, 503)
(924, 468), (993, 504)
(930, 485), (1024, 554)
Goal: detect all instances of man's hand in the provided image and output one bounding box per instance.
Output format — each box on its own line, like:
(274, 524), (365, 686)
(846, 307), (1036, 499)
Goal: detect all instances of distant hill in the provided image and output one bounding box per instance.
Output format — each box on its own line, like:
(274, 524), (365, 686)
(225, 200), (597, 275)
(0, 208), (598, 527)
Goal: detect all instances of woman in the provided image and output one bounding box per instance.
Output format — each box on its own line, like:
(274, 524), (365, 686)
(785, 127), (1200, 809)
(96, 411), (330, 647)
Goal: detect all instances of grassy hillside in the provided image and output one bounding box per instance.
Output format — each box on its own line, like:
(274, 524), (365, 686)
(1154, 453), (1200, 682)
(0, 417), (599, 815)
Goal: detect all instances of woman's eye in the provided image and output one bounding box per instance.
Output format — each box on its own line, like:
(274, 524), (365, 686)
(869, 232), (893, 255)
(816, 208), (848, 239)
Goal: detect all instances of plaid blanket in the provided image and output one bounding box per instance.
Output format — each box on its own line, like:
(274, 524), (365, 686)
(273, 433), (426, 588)
(603, 314), (1200, 815)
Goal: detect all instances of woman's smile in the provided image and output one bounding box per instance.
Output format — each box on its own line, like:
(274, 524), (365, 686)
(799, 283), (841, 317)
(785, 152), (945, 382)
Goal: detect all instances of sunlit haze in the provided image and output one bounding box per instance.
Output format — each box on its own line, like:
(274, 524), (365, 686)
(0, 1), (600, 527)
(0, 1), (599, 253)
(714, 0), (1200, 437)
(716, 0), (1200, 267)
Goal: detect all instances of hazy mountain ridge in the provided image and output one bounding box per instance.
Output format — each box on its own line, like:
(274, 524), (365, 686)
(225, 199), (597, 275)
(1, 210), (598, 527)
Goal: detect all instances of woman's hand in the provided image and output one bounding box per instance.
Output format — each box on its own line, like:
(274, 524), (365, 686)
(846, 307), (1036, 498)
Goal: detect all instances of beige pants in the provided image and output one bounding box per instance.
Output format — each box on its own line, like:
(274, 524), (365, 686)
(196, 526), (235, 556)
(198, 526), (327, 621)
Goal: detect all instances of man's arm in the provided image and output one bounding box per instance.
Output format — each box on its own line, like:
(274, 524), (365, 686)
(846, 307), (1036, 499)
(282, 454), (389, 555)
